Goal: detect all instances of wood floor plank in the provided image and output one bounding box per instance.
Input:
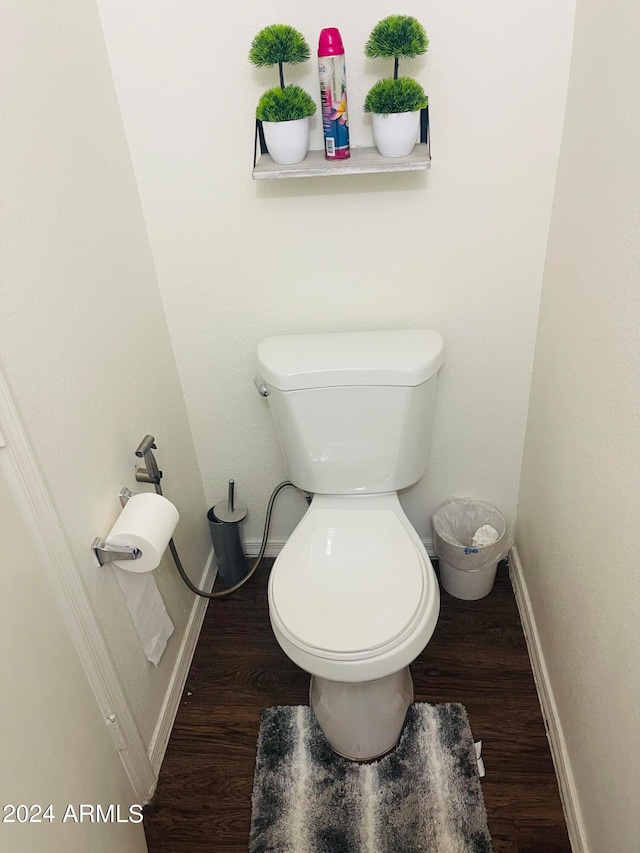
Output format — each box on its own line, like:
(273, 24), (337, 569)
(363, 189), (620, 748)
(144, 560), (571, 852)
(490, 822), (519, 853)
(516, 822), (575, 853)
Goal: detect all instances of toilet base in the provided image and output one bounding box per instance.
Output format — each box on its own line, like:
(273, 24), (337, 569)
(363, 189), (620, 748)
(309, 667), (414, 761)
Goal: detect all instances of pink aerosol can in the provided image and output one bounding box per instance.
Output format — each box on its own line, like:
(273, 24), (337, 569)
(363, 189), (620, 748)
(318, 28), (350, 160)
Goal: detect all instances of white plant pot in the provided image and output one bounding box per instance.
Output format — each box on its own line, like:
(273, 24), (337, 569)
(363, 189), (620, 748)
(261, 118), (310, 165)
(372, 110), (421, 158)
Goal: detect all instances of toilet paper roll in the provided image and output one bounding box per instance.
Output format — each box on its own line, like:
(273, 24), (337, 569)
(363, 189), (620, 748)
(105, 492), (179, 572)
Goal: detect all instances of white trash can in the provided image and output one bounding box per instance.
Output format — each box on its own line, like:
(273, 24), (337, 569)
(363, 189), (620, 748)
(432, 498), (509, 600)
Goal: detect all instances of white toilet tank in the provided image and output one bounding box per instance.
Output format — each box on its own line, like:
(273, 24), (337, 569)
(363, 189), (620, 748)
(257, 329), (444, 494)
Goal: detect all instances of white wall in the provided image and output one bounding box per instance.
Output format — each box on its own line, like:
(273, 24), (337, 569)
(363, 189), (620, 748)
(98, 0), (576, 544)
(0, 0), (210, 748)
(516, 0), (640, 849)
(0, 468), (148, 853)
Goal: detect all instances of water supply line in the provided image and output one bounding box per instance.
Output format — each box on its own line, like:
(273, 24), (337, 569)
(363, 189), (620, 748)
(134, 436), (297, 599)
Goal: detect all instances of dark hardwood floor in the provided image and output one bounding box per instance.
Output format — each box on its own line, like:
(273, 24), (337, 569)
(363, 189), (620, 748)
(144, 560), (571, 852)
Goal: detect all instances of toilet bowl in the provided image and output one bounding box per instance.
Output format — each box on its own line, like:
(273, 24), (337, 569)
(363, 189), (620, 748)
(256, 329), (445, 760)
(268, 493), (439, 759)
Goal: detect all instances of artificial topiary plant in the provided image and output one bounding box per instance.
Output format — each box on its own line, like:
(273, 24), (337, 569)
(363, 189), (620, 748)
(250, 25), (316, 123)
(363, 77), (427, 116)
(363, 15), (429, 115)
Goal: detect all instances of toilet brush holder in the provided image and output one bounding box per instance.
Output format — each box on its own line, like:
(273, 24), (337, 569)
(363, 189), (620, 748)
(207, 480), (248, 587)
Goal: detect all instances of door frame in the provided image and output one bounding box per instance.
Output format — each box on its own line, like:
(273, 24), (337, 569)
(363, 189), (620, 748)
(0, 366), (156, 800)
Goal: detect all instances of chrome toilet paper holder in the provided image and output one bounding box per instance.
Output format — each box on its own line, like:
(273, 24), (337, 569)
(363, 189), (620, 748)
(92, 538), (141, 567)
(91, 487), (141, 567)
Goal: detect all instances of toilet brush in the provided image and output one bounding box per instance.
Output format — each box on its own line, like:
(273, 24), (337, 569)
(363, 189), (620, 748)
(208, 480), (249, 587)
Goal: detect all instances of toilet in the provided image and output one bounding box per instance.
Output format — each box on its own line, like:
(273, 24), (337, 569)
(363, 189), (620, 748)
(255, 329), (445, 761)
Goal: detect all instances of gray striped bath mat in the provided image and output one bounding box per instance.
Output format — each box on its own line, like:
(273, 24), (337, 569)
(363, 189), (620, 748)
(249, 702), (492, 852)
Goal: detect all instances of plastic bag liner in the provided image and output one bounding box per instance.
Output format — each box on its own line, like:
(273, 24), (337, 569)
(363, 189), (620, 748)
(431, 497), (510, 573)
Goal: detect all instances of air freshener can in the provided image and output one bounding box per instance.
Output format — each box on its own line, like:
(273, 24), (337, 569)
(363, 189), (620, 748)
(318, 28), (350, 160)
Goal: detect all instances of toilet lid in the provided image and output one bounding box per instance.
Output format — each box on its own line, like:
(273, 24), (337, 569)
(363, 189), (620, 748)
(270, 509), (425, 656)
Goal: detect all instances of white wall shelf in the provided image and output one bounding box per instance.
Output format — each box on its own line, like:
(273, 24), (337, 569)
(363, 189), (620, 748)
(252, 107), (431, 181)
(252, 144), (431, 180)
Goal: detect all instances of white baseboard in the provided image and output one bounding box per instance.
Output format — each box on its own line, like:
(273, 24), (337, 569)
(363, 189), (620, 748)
(509, 545), (589, 853)
(423, 538), (437, 558)
(245, 537), (437, 559)
(147, 547), (217, 782)
(244, 538), (287, 558)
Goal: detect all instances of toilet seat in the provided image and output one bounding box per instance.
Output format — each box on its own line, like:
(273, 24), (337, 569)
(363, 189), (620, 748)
(269, 508), (427, 662)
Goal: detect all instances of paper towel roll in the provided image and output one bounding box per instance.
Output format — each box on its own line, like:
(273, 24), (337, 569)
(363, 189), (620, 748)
(106, 492), (179, 572)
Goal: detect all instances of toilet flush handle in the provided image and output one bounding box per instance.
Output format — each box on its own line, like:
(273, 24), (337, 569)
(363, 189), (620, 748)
(253, 375), (269, 397)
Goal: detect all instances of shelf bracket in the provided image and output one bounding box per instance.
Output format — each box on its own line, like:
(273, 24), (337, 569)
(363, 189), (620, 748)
(254, 120), (268, 169)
